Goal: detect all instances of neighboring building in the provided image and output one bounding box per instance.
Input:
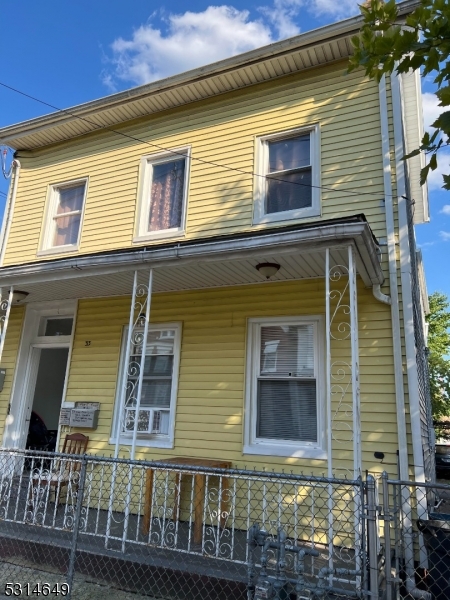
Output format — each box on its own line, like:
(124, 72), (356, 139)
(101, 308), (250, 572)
(0, 0), (432, 503)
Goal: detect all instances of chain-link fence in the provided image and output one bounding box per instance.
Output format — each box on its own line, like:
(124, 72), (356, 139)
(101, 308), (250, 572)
(379, 474), (450, 600)
(0, 449), (449, 599)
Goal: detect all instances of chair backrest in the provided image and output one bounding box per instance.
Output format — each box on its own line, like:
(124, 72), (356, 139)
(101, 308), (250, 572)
(61, 433), (89, 456)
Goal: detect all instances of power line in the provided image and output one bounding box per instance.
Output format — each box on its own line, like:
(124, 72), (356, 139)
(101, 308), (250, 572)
(0, 79), (401, 200)
(0, 190), (7, 198)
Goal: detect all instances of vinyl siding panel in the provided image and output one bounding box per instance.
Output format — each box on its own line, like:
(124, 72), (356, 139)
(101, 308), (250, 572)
(4, 61), (387, 265)
(0, 279), (390, 478)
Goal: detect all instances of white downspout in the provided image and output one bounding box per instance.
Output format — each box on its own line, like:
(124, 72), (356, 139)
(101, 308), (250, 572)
(390, 72), (427, 490)
(0, 159), (21, 266)
(379, 76), (430, 598)
(378, 75), (409, 486)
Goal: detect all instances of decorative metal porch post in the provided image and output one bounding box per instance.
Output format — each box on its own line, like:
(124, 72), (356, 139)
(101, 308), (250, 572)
(106, 269), (153, 550)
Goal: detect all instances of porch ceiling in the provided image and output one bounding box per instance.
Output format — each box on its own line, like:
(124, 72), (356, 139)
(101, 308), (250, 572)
(6, 247), (353, 304)
(0, 217), (383, 304)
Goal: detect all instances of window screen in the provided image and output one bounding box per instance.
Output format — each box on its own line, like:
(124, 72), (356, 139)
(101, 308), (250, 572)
(148, 159), (186, 232)
(257, 323), (317, 442)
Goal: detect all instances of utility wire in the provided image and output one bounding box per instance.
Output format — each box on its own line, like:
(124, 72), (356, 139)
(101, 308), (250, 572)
(0, 190), (6, 198)
(0, 79), (405, 200)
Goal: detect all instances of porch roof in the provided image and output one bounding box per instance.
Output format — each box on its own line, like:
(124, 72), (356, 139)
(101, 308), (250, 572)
(0, 215), (383, 303)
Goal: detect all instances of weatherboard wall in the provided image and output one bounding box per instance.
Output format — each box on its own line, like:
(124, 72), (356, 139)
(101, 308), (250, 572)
(3, 61), (387, 266)
(0, 279), (393, 478)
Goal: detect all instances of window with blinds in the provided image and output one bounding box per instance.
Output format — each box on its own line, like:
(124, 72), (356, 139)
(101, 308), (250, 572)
(245, 319), (322, 455)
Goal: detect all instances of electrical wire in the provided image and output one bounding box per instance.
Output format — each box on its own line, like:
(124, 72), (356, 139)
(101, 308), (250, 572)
(0, 79), (409, 200)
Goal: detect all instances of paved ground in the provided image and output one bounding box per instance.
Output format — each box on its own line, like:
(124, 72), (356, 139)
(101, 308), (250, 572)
(0, 559), (161, 600)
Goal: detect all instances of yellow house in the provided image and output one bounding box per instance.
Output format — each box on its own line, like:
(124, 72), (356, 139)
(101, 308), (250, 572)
(0, 0), (432, 540)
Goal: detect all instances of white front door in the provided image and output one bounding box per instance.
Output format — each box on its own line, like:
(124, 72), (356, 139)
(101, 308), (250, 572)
(3, 301), (76, 449)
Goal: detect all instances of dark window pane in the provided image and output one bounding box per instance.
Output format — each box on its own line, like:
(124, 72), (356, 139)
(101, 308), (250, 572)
(140, 379), (172, 407)
(266, 169), (312, 214)
(149, 159), (185, 231)
(44, 318), (73, 336)
(257, 379), (317, 442)
(268, 135), (310, 172)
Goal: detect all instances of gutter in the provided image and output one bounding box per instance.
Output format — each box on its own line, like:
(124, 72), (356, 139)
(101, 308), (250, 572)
(0, 159), (20, 267)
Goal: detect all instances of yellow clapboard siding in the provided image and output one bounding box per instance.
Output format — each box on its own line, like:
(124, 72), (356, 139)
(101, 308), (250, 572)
(4, 61), (386, 265)
(0, 279), (387, 473)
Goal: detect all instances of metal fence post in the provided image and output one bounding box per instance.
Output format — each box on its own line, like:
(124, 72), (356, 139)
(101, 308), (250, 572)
(366, 475), (380, 600)
(381, 472), (393, 600)
(66, 454), (88, 599)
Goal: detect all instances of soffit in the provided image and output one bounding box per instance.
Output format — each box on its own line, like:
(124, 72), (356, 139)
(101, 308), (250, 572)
(8, 246), (353, 305)
(0, 1), (419, 151)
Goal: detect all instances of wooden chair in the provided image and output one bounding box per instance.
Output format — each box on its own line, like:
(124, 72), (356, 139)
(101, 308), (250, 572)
(30, 433), (89, 507)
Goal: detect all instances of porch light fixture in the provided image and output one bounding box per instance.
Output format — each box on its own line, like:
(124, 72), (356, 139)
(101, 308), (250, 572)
(255, 262), (280, 280)
(12, 290), (29, 304)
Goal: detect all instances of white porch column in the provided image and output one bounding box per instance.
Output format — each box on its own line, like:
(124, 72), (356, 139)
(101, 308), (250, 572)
(0, 286), (14, 365)
(348, 245), (362, 478)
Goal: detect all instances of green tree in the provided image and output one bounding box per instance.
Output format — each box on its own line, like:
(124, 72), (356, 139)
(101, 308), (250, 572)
(348, 0), (450, 189)
(426, 292), (450, 439)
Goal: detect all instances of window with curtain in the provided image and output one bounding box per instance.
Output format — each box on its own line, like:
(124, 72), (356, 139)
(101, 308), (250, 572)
(41, 180), (87, 252)
(253, 126), (320, 225)
(114, 324), (181, 448)
(135, 150), (189, 241)
(245, 318), (322, 455)
(266, 134), (312, 214)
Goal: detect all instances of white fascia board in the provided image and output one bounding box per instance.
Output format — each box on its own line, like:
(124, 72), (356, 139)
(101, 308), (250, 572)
(0, 221), (383, 288)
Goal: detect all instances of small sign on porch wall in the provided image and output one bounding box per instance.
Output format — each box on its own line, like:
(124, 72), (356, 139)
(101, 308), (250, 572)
(59, 408), (72, 426)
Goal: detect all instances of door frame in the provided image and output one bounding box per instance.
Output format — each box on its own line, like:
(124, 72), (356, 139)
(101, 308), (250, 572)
(3, 299), (77, 450)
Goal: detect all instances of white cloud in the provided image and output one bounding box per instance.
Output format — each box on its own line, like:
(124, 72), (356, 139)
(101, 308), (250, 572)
(105, 6), (274, 87)
(422, 92), (446, 133)
(439, 231), (450, 241)
(427, 149), (450, 191)
(103, 0), (362, 89)
(441, 205), (450, 215)
(309, 0), (359, 19)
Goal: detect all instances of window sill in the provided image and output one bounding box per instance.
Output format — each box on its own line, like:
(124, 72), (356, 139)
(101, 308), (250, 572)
(243, 443), (327, 460)
(133, 229), (185, 244)
(37, 244), (80, 257)
(109, 436), (174, 449)
(253, 207), (320, 226)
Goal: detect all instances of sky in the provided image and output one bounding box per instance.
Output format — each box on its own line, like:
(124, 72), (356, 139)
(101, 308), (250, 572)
(0, 0), (448, 299)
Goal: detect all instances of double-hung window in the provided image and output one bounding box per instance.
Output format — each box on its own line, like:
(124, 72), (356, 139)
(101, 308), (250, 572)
(134, 148), (190, 242)
(40, 179), (87, 253)
(113, 324), (181, 448)
(254, 126), (320, 224)
(245, 317), (325, 458)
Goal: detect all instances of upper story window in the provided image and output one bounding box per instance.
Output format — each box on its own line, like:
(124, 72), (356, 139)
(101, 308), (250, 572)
(244, 316), (325, 459)
(39, 179), (87, 255)
(253, 126), (320, 225)
(134, 148), (190, 243)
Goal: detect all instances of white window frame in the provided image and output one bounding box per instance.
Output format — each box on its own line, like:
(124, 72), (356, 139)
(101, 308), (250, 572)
(38, 178), (88, 256)
(253, 125), (321, 225)
(110, 322), (182, 449)
(133, 147), (191, 243)
(244, 316), (326, 459)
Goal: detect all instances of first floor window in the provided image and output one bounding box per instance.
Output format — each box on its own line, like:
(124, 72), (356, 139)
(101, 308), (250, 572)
(41, 179), (87, 252)
(134, 149), (190, 242)
(245, 317), (324, 458)
(114, 323), (181, 447)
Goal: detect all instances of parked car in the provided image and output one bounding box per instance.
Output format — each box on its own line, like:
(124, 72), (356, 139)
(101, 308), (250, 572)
(436, 445), (450, 479)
